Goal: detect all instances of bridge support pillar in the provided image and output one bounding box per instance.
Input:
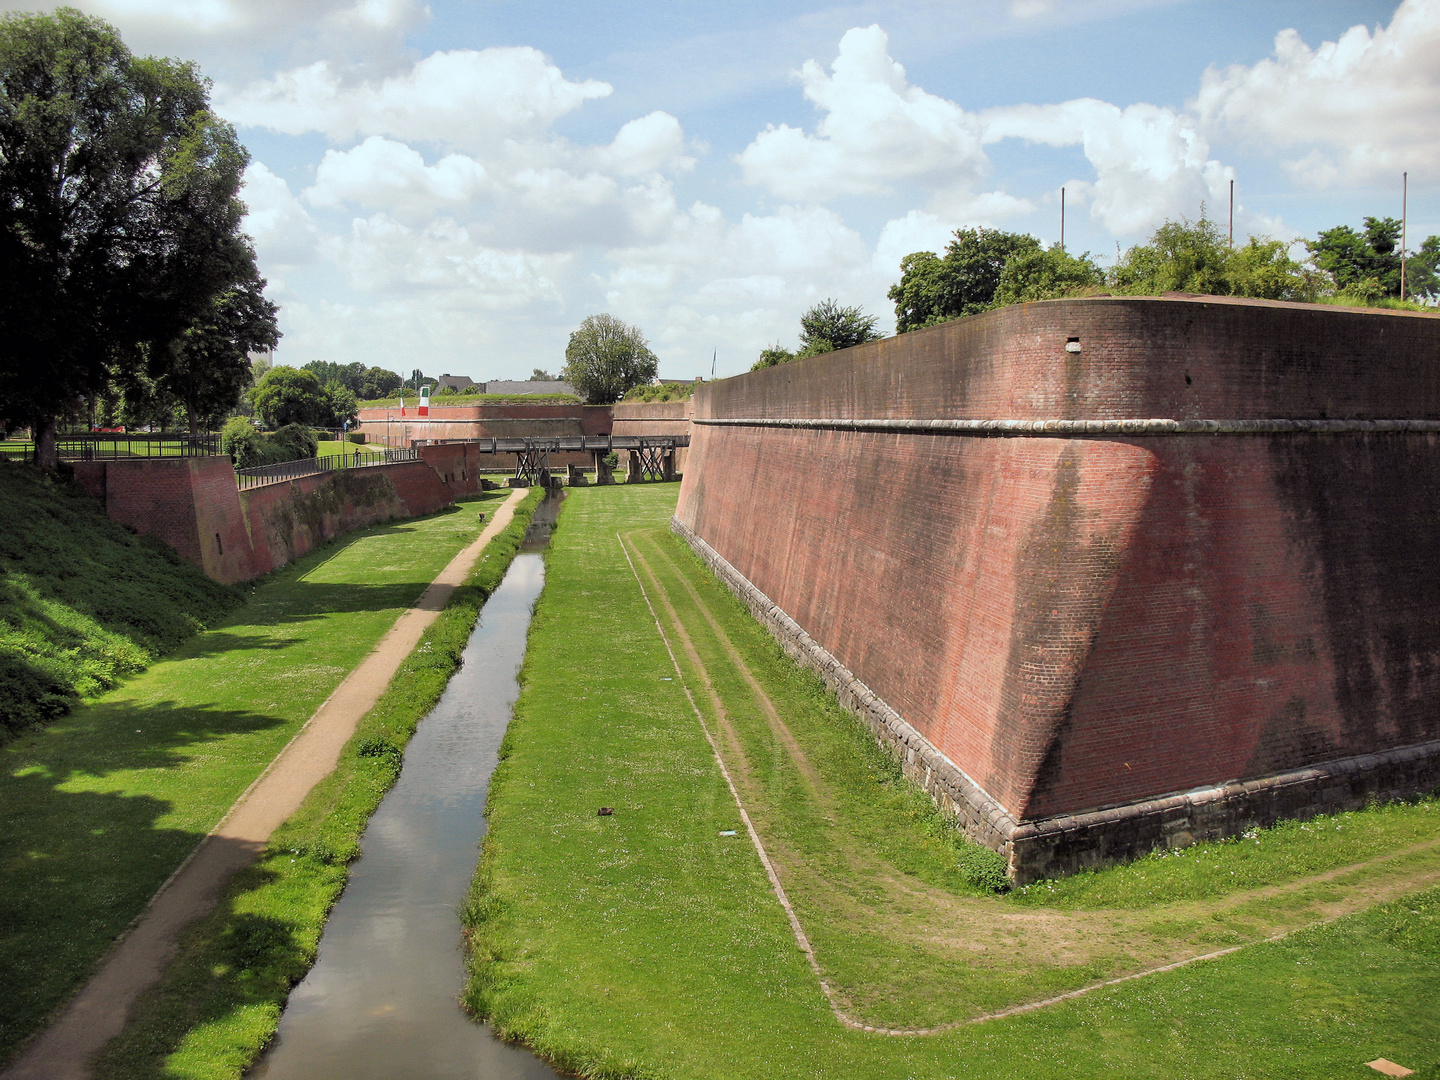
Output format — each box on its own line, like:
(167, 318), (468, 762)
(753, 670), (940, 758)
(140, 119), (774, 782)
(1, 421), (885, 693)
(567, 463), (588, 486)
(592, 451), (614, 485)
(626, 451), (643, 483)
(661, 448), (676, 482)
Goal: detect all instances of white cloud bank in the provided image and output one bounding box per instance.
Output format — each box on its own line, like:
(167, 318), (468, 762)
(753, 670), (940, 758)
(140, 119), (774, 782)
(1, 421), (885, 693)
(1195, 0), (1440, 187)
(221, 5), (1436, 378)
(217, 48), (612, 152)
(738, 25), (989, 201)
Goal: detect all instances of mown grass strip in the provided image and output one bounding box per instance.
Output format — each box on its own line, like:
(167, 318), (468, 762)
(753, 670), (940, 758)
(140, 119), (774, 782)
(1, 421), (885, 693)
(0, 493), (515, 1066)
(463, 484), (1440, 1080)
(89, 487), (543, 1080)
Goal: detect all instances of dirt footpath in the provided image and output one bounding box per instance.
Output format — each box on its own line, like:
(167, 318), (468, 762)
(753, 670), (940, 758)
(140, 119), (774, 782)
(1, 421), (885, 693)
(2, 488), (527, 1080)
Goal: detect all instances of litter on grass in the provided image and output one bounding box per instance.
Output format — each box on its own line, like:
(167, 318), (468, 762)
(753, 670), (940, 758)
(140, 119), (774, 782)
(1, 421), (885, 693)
(1367, 1059), (1414, 1077)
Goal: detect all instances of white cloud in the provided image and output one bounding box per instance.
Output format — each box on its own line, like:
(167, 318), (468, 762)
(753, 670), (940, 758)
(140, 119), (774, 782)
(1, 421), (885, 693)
(240, 162), (319, 266)
(592, 112), (695, 177)
(216, 47), (612, 151)
(983, 98), (1231, 235)
(1194, 0), (1440, 188)
(26, 0), (431, 80)
(305, 137), (492, 221)
(598, 201), (893, 366)
(737, 24), (989, 201)
(329, 214), (570, 304)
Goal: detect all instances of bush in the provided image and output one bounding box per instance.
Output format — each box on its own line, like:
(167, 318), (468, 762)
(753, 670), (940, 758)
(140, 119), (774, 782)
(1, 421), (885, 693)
(346, 432), (367, 444)
(270, 423), (318, 462)
(229, 422), (319, 469)
(219, 416), (258, 464)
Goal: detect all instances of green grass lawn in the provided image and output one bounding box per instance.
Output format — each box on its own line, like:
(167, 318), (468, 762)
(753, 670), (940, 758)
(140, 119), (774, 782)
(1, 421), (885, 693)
(0, 490), (516, 1066)
(463, 483), (1440, 1080)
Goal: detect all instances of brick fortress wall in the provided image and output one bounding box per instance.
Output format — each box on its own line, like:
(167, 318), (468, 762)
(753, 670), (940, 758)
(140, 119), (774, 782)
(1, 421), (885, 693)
(612, 400), (693, 472)
(75, 454), (457, 585)
(354, 403), (612, 469)
(674, 295), (1440, 881)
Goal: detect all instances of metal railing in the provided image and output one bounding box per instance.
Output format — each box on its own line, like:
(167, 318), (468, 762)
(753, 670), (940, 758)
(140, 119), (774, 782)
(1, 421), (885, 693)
(235, 446), (420, 490)
(1, 433), (222, 462)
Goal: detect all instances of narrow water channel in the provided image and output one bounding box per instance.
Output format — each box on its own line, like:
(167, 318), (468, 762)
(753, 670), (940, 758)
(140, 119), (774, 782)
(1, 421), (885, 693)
(250, 492), (564, 1080)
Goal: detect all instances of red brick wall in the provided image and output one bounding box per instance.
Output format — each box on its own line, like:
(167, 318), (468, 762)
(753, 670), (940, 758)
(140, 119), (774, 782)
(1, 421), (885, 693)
(77, 456), (456, 585)
(678, 296), (1440, 821)
(354, 403), (614, 448)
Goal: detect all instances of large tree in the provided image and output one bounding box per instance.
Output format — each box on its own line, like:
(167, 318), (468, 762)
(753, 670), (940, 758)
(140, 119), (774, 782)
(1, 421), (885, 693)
(752, 298), (883, 370)
(887, 228), (1043, 332)
(1307, 216), (1440, 301)
(1112, 216), (1319, 301)
(561, 314), (658, 404)
(253, 366), (325, 429)
(993, 245), (1105, 306)
(0, 9), (268, 467)
(152, 273), (279, 436)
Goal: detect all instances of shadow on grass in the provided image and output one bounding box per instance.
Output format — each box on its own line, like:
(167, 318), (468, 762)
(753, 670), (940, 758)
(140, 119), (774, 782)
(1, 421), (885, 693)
(88, 857), (319, 1080)
(0, 699), (290, 1066)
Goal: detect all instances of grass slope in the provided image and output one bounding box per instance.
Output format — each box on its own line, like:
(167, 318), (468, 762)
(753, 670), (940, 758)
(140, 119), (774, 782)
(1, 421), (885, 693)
(0, 492), (514, 1066)
(90, 488), (543, 1080)
(463, 483), (1440, 1080)
(0, 463), (240, 735)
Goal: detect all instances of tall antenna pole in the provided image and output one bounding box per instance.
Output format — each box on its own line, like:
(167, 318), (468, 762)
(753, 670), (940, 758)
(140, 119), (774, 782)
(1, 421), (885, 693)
(1228, 179), (1234, 248)
(1401, 171), (1408, 301)
(1060, 186), (1065, 251)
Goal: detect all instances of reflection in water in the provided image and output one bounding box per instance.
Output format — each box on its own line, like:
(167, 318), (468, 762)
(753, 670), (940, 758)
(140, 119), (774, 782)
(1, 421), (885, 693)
(250, 494), (563, 1080)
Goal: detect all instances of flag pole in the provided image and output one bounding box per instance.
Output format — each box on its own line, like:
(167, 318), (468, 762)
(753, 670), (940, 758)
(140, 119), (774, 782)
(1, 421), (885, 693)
(1401, 171), (1408, 301)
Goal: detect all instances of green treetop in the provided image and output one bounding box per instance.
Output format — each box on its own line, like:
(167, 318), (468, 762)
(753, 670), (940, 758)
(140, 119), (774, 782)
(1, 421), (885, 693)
(0, 8), (277, 466)
(561, 314), (658, 404)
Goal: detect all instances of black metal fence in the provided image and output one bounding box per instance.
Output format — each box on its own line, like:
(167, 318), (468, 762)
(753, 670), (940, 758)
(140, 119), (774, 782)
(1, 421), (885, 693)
(0, 433), (222, 463)
(235, 446), (420, 490)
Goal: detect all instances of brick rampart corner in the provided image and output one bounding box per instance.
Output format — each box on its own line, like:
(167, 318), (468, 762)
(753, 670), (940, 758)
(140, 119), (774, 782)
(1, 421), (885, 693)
(672, 516), (1440, 883)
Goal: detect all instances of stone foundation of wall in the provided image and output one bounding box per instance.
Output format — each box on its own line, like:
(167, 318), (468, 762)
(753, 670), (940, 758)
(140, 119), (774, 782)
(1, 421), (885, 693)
(673, 516), (1440, 883)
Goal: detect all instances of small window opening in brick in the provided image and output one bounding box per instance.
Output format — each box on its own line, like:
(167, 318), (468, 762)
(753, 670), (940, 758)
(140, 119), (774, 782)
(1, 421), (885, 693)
(1065, 336), (1081, 353)
(1185, 371), (1193, 386)
(215, 532), (223, 555)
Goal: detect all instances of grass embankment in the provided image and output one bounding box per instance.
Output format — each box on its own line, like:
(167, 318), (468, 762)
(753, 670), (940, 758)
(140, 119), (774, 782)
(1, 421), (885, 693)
(90, 488), (543, 1080)
(463, 483), (1440, 1079)
(0, 491), (520, 1067)
(358, 393), (580, 408)
(0, 463), (240, 736)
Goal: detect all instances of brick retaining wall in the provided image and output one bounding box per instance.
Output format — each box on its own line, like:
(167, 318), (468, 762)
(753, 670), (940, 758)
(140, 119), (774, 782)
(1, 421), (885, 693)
(675, 295), (1440, 877)
(74, 455), (456, 584)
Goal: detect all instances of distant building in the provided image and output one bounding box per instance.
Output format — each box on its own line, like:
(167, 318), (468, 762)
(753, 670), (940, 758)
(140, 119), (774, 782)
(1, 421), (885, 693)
(435, 374), (478, 393)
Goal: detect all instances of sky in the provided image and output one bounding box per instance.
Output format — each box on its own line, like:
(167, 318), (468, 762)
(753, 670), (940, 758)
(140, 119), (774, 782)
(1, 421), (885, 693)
(4, 0), (1435, 379)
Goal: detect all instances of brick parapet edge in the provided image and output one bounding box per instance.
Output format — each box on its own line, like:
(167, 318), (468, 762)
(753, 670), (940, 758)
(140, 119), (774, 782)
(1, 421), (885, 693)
(671, 516), (1440, 884)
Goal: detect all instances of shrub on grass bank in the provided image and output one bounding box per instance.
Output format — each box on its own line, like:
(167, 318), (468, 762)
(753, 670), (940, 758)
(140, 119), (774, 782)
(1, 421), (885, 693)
(88, 490), (542, 1080)
(223, 422), (320, 469)
(0, 464), (241, 738)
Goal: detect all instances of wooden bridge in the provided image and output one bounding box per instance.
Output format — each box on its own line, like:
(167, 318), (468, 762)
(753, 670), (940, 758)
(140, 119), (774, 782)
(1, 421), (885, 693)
(417, 434), (690, 485)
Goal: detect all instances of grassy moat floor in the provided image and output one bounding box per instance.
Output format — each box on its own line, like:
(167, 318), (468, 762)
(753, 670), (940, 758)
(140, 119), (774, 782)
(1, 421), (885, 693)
(465, 483), (1440, 1080)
